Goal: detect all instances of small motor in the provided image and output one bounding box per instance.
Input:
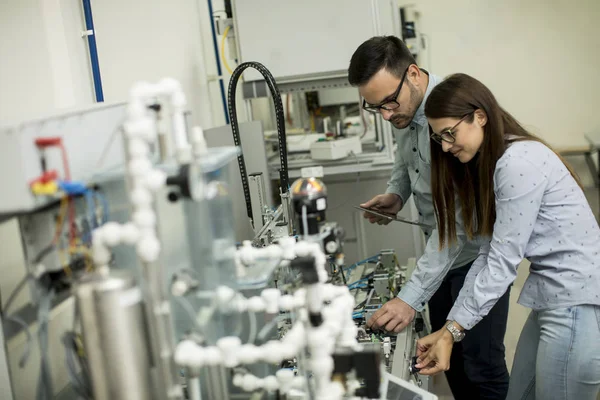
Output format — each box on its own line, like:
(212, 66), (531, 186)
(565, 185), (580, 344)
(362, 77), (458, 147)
(290, 177), (328, 236)
(320, 222), (345, 256)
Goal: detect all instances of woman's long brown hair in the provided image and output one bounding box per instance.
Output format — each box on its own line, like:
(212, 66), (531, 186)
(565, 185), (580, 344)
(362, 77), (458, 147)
(425, 73), (582, 248)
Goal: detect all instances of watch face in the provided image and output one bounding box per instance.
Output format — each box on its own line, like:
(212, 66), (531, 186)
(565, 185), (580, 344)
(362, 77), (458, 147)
(447, 323), (465, 342)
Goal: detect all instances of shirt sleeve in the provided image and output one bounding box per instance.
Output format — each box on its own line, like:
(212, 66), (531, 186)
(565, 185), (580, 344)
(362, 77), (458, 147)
(385, 147), (412, 207)
(398, 225), (466, 311)
(447, 241), (490, 324)
(447, 155), (546, 329)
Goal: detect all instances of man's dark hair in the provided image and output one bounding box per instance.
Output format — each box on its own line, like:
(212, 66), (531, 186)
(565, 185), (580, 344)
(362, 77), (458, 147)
(348, 36), (416, 86)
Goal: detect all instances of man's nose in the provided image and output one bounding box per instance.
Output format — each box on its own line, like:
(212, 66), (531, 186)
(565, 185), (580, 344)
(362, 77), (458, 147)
(381, 109), (394, 121)
(441, 140), (452, 153)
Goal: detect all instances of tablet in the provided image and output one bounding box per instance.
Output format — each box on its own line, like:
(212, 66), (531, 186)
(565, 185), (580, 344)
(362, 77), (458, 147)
(353, 206), (430, 228)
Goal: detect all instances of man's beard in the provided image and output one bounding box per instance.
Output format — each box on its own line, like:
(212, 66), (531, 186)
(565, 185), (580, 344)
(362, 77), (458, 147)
(390, 82), (421, 129)
(391, 114), (412, 129)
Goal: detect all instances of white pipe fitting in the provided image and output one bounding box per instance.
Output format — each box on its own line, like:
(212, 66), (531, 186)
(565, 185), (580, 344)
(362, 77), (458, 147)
(246, 296), (266, 313)
(276, 369), (295, 394)
(261, 288), (280, 314)
(216, 337), (242, 368)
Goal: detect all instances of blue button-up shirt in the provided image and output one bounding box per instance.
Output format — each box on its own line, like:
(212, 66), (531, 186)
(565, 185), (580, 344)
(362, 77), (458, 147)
(448, 141), (600, 329)
(386, 72), (481, 311)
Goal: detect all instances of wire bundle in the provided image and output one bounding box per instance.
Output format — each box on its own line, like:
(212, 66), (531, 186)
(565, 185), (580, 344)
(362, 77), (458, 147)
(343, 254), (380, 273)
(346, 277), (369, 291)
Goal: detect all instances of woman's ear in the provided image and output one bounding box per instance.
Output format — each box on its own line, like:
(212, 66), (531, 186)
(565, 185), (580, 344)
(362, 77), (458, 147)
(475, 109), (488, 128)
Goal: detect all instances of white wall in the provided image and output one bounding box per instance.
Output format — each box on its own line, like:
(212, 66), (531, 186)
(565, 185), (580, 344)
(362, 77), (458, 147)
(410, 0), (600, 149)
(91, 0), (223, 128)
(0, 0), (94, 124)
(0, 0), (231, 128)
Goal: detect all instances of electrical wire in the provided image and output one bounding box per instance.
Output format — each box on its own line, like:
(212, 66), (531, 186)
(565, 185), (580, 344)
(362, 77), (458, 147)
(220, 26), (234, 74)
(2, 274), (36, 370)
(54, 196), (71, 274)
(95, 191), (110, 224)
(62, 332), (92, 399)
(339, 264), (347, 284)
(58, 142), (76, 247)
(347, 277), (370, 291)
(4, 315), (33, 368)
(343, 254), (380, 273)
(53, 195), (69, 244)
(347, 277), (369, 287)
(354, 299), (367, 310)
(36, 287), (55, 400)
(3, 274), (32, 313)
(85, 191), (97, 231)
(352, 311), (364, 320)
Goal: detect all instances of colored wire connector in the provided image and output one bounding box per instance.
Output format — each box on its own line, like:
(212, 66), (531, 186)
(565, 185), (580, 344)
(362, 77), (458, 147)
(35, 137), (76, 246)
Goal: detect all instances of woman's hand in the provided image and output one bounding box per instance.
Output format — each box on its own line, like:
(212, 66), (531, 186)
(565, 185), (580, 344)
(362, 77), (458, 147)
(414, 328), (455, 375)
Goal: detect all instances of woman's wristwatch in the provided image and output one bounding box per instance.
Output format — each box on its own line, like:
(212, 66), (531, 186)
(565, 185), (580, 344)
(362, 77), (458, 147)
(445, 321), (466, 342)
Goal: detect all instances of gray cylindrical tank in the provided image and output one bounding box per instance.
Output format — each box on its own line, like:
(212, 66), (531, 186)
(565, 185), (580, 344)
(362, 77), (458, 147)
(76, 272), (152, 400)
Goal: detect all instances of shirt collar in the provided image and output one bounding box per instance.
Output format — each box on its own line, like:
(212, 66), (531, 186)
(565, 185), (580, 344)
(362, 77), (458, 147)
(413, 69), (436, 127)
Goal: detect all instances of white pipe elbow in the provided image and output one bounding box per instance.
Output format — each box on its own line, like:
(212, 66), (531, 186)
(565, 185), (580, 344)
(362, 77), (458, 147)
(217, 336), (242, 368)
(261, 288), (280, 314)
(136, 234), (161, 263)
(174, 340), (205, 368)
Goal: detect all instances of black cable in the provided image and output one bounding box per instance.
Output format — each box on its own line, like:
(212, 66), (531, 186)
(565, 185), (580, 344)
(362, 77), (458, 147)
(339, 265), (347, 285)
(227, 61), (289, 226)
(354, 299), (367, 310)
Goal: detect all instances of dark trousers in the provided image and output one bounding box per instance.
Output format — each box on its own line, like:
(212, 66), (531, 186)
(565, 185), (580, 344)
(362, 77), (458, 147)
(428, 262), (511, 400)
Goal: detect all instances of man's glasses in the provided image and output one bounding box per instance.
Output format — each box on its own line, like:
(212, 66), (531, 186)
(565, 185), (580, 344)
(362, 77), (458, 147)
(430, 112), (474, 145)
(362, 67), (409, 114)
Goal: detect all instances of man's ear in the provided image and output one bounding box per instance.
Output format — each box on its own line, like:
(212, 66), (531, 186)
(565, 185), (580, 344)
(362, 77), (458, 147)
(475, 109), (488, 127)
(407, 64), (421, 85)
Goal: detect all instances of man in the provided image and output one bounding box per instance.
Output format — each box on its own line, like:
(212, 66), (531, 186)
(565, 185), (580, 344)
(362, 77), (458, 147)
(348, 36), (510, 399)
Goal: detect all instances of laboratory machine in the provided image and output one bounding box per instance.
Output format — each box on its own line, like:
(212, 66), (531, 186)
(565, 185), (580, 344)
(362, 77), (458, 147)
(0, 62), (436, 400)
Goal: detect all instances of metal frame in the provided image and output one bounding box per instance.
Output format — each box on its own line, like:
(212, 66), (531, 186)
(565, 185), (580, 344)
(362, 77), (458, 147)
(242, 72), (351, 98)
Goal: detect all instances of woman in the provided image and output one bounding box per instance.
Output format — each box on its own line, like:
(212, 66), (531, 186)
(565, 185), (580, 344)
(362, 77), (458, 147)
(414, 73), (600, 399)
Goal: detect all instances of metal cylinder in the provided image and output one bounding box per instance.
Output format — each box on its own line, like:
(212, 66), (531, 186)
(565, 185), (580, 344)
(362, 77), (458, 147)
(76, 272), (153, 400)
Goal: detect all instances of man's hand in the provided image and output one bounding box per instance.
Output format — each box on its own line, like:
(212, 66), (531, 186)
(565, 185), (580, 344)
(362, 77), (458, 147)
(366, 297), (416, 333)
(360, 193), (403, 225)
(414, 328), (454, 376)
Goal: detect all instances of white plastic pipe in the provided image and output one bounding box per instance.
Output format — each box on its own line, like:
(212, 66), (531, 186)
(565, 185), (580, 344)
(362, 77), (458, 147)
(188, 376), (202, 400)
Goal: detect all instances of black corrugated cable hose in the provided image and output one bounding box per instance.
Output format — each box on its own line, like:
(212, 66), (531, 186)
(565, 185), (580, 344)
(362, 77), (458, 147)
(227, 62), (289, 227)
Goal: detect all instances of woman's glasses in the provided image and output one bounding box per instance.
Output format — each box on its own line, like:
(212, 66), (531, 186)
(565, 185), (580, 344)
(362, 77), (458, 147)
(430, 112), (474, 145)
